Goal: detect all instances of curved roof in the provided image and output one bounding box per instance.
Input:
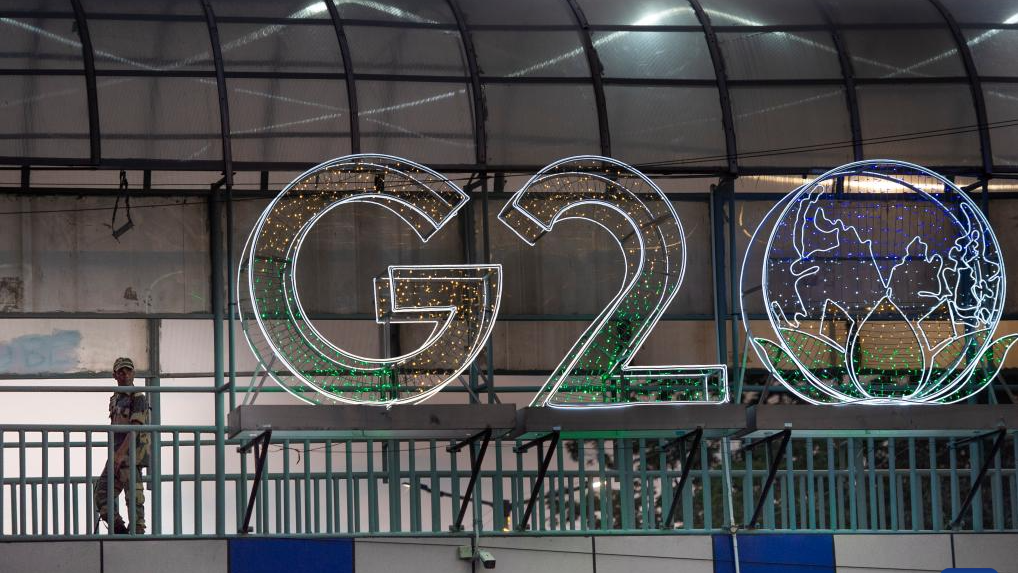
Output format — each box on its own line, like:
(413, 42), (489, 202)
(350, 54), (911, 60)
(1, 0), (1017, 175)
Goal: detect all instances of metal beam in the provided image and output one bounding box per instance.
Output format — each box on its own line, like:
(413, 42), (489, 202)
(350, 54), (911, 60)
(928, 0), (994, 175)
(323, 0), (361, 153)
(688, 0), (738, 174)
(69, 0), (100, 164)
(820, 12), (864, 161)
(563, 0), (611, 156)
(661, 427), (703, 528)
(447, 427), (492, 531)
(445, 0), (488, 164)
(238, 430), (272, 534)
(514, 430), (560, 530)
(199, 0), (233, 186)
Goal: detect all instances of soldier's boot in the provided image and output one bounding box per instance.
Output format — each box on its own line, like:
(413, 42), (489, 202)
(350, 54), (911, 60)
(112, 518), (129, 534)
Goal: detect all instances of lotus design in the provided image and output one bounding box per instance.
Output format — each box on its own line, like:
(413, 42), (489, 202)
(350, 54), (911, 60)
(742, 160), (1017, 404)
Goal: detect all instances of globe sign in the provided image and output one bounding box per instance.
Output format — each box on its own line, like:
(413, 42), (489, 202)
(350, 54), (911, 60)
(741, 160), (1018, 405)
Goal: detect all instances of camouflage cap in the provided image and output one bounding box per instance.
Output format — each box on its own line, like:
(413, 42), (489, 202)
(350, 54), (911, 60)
(113, 357), (135, 372)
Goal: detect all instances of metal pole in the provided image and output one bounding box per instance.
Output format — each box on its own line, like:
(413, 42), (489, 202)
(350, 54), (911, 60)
(208, 186), (226, 536)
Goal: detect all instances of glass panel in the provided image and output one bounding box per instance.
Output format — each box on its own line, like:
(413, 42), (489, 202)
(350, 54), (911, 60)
(0, 75), (90, 159)
(844, 30), (964, 78)
(983, 83), (1018, 167)
(356, 80), (474, 164)
(731, 86), (854, 167)
(89, 20), (214, 72)
(485, 84), (600, 165)
(594, 31), (714, 79)
(81, 0), (203, 15)
(473, 31), (587, 78)
(965, 29), (1018, 77)
(332, 0), (455, 25)
(938, 0), (1018, 24)
(483, 198), (713, 316)
(219, 22), (343, 73)
(346, 26), (467, 76)
(98, 76), (222, 162)
(212, 0), (331, 19)
(606, 85), (725, 166)
(699, 0), (825, 26)
(457, 0), (574, 25)
(986, 200), (1018, 314)
(721, 31), (841, 80)
(0, 319), (149, 374)
(292, 202), (463, 315)
(822, 0), (943, 24)
(0, 17), (84, 70)
(857, 83), (981, 165)
(0, 194), (209, 313)
(577, 0), (700, 26)
(227, 78), (351, 164)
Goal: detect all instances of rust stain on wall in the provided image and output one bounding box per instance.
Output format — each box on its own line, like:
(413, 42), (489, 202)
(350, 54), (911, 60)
(0, 276), (23, 311)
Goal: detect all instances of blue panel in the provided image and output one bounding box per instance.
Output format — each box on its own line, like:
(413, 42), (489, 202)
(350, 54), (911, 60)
(230, 539), (353, 573)
(714, 534), (835, 573)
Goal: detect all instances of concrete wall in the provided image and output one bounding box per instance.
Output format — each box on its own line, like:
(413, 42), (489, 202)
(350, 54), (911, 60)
(1, 534), (1014, 573)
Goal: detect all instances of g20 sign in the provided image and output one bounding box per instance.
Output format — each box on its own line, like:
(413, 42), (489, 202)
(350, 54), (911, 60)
(238, 156), (1016, 407)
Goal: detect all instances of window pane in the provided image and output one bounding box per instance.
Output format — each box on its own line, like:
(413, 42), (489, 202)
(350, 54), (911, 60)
(346, 26), (466, 76)
(857, 83), (981, 165)
(577, 0), (700, 26)
(219, 22), (343, 74)
(473, 32), (587, 78)
(822, 0), (943, 24)
(98, 76), (222, 162)
(0, 76), (90, 159)
(457, 0), (575, 25)
(0, 194), (209, 313)
(227, 78), (351, 164)
(485, 84), (600, 165)
(356, 81), (475, 164)
(939, 0), (1018, 24)
(965, 29), (1018, 77)
(595, 31), (714, 80)
(212, 0), (331, 19)
(844, 30), (964, 78)
(984, 83), (1018, 167)
(333, 0), (456, 25)
(699, 0), (825, 26)
(731, 86), (854, 167)
(89, 20), (214, 72)
(0, 17), (84, 70)
(721, 31), (841, 80)
(607, 85), (725, 166)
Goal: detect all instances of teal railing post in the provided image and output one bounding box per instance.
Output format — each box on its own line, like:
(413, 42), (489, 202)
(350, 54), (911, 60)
(209, 181), (227, 536)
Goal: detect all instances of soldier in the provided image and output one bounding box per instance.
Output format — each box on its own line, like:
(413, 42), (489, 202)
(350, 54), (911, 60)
(94, 357), (150, 534)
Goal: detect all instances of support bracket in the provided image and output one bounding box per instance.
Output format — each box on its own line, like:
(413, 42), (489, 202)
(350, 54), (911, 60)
(238, 429), (272, 534)
(514, 430), (560, 531)
(745, 427), (792, 529)
(448, 427), (493, 531)
(661, 426), (704, 528)
(949, 428), (1007, 529)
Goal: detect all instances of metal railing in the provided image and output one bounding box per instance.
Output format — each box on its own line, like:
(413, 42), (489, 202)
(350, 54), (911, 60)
(2, 427), (1015, 537)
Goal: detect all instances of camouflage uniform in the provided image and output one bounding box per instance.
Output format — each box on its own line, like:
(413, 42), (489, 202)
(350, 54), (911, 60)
(94, 391), (151, 533)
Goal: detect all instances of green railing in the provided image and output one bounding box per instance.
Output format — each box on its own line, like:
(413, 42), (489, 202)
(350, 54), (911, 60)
(2, 425), (1015, 537)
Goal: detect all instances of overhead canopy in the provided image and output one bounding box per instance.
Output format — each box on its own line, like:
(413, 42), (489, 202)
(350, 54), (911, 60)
(1, 0), (1016, 174)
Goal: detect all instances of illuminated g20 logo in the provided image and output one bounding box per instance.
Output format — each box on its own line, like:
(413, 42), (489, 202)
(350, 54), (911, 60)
(239, 154), (726, 407)
(240, 156), (1015, 407)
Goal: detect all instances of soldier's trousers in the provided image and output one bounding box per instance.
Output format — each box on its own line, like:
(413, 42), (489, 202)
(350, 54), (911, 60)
(94, 462), (146, 532)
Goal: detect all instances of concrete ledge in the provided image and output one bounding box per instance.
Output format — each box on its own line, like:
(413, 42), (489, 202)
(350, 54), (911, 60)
(514, 404), (747, 438)
(745, 404), (1018, 437)
(228, 404), (517, 440)
(0, 541), (99, 573)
